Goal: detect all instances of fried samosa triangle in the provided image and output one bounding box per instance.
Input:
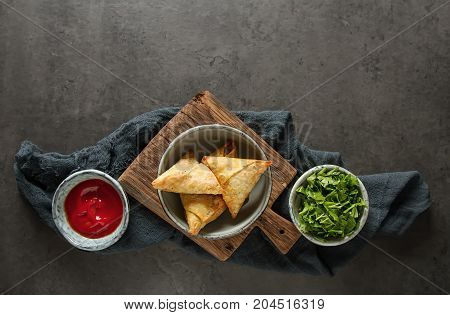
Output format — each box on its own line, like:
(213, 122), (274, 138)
(181, 194), (227, 235)
(181, 142), (237, 235)
(201, 156), (272, 218)
(151, 152), (222, 194)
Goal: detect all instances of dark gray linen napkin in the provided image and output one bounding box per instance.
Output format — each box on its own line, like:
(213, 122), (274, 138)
(14, 108), (431, 275)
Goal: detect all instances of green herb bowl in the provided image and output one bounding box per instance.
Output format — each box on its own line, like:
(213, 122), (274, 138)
(288, 165), (369, 246)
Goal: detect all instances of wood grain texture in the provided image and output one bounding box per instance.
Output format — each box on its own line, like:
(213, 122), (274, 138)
(119, 91), (300, 261)
(255, 208), (301, 254)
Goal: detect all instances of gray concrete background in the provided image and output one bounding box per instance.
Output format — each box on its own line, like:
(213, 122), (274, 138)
(1, 0), (449, 294)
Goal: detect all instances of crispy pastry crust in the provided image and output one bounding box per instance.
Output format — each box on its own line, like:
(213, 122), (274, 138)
(151, 153), (222, 194)
(180, 142), (237, 235)
(202, 156), (272, 218)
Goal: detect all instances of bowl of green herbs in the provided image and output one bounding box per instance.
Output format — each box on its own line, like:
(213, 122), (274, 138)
(289, 165), (369, 246)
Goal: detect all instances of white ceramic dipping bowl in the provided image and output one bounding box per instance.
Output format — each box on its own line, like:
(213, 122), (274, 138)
(52, 169), (129, 251)
(289, 164), (369, 246)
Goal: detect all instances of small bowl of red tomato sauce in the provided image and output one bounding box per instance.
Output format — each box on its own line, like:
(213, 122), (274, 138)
(52, 169), (129, 251)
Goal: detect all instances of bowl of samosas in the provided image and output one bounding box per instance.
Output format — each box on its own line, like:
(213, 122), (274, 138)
(152, 124), (272, 239)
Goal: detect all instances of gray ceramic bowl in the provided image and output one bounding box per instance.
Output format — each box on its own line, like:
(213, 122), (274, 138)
(289, 165), (369, 246)
(157, 124), (272, 239)
(52, 169), (129, 251)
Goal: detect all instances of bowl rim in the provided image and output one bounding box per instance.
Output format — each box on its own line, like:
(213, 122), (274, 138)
(51, 169), (129, 251)
(157, 124), (272, 239)
(288, 164), (369, 246)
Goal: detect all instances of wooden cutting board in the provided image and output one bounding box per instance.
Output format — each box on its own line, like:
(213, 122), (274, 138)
(119, 91), (301, 261)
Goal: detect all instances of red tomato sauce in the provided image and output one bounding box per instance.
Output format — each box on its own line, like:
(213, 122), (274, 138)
(64, 179), (123, 239)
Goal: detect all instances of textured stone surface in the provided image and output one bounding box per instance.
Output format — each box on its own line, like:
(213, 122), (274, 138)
(0, 0), (449, 294)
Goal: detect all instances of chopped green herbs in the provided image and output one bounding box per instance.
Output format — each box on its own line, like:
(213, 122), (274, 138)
(296, 167), (366, 241)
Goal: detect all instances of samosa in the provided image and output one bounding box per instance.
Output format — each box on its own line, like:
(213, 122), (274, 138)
(151, 152), (222, 194)
(202, 156), (272, 218)
(180, 142), (237, 235)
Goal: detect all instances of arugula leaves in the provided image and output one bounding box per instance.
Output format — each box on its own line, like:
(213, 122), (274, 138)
(296, 168), (366, 241)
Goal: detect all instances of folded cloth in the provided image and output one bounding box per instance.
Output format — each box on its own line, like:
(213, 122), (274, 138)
(14, 108), (431, 275)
